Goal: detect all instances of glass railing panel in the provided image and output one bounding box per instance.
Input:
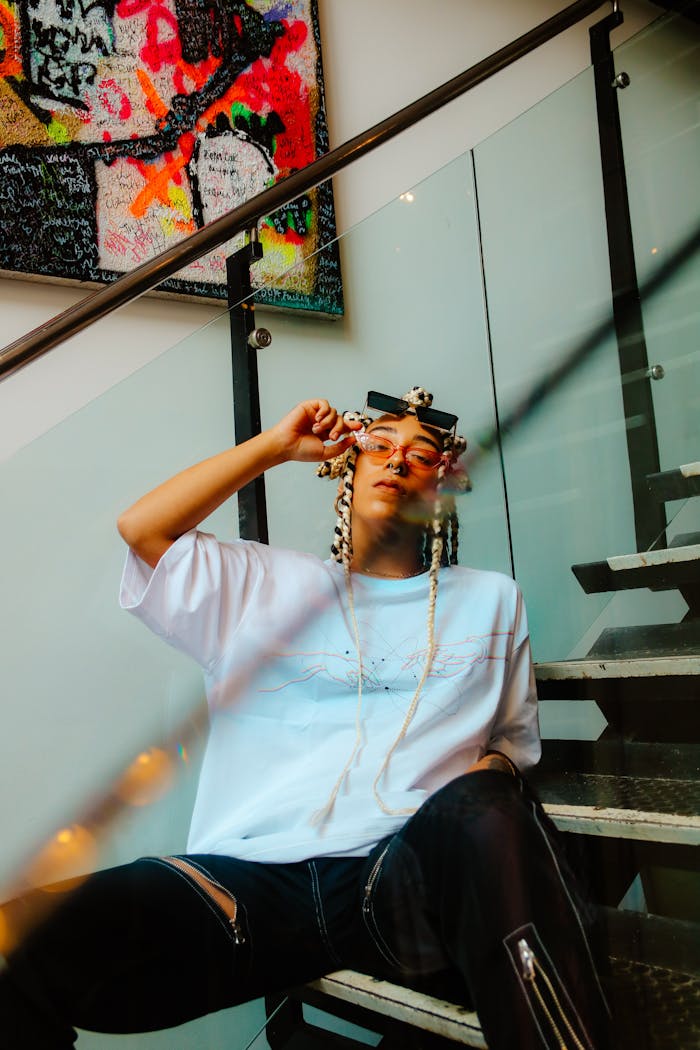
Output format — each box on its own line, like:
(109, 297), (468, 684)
(617, 11), (700, 481)
(0, 307), (256, 1049)
(0, 144), (509, 1047)
(0, 313), (236, 884)
(250, 152), (513, 579)
(473, 64), (636, 663)
(95, 154), (514, 578)
(616, 8), (700, 607)
(486, 20), (700, 1008)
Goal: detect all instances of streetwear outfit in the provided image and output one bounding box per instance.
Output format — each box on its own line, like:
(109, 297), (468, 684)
(120, 530), (541, 860)
(0, 531), (610, 1049)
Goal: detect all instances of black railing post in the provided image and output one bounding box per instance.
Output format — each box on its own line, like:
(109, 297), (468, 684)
(590, 9), (666, 551)
(227, 232), (269, 543)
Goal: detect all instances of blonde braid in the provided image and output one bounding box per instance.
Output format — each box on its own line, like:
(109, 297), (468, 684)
(333, 447), (358, 564)
(441, 431), (467, 566)
(371, 454), (447, 815)
(311, 446), (365, 826)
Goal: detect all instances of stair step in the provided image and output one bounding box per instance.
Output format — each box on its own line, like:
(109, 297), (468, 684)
(605, 911), (700, 1047)
(308, 970), (486, 1047)
(605, 909), (700, 977)
(544, 803), (700, 845)
(671, 531), (700, 548)
(536, 656), (700, 762)
(538, 775), (700, 844)
(647, 462), (700, 502)
(586, 621), (700, 660)
(536, 657), (700, 680)
(307, 963), (700, 1049)
(608, 957), (700, 1049)
(572, 543), (700, 594)
(539, 741), (699, 779)
(307, 913), (700, 1050)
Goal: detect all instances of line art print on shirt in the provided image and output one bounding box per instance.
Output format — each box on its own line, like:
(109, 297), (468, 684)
(257, 629), (514, 718)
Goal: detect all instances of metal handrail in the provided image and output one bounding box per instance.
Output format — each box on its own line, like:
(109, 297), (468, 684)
(0, 0), (610, 381)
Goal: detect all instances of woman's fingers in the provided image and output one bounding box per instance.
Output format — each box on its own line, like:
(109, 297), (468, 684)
(281, 399), (365, 457)
(314, 406), (366, 442)
(312, 404), (337, 436)
(319, 434), (355, 460)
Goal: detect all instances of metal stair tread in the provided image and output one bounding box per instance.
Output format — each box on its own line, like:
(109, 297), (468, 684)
(584, 622), (700, 661)
(535, 656), (700, 680)
(538, 771), (700, 813)
(607, 957), (700, 1048)
(572, 545), (700, 594)
(308, 954), (700, 1049)
(647, 462), (700, 503)
(540, 804), (700, 844)
(605, 543), (700, 571)
(539, 740), (700, 779)
(539, 773), (700, 843)
(307, 970), (486, 1047)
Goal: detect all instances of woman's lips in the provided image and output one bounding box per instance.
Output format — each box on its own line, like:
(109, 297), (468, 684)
(374, 480), (404, 494)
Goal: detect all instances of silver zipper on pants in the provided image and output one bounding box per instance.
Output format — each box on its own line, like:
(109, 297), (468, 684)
(362, 844), (390, 918)
(518, 938), (587, 1050)
(159, 856), (246, 944)
(362, 844), (402, 968)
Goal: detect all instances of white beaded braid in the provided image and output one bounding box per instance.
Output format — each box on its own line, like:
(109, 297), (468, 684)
(313, 388), (469, 824)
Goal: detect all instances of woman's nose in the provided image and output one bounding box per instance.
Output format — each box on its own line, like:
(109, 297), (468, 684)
(386, 448), (408, 475)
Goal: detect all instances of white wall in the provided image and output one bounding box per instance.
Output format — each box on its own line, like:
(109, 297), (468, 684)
(320, 0), (658, 229)
(0, 0), (659, 456)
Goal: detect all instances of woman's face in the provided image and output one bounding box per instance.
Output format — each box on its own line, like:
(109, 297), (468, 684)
(350, 414), (443, 531)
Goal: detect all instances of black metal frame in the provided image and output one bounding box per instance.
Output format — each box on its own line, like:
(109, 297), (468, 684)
(226, 237), (269, 543)
(589, 10), (667, 551)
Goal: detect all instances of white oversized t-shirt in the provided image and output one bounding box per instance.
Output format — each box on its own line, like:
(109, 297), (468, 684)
(120, 530), (540, 862)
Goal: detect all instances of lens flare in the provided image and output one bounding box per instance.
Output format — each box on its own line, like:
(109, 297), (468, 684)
(25, 825), (98, 890)
(115, 747), (175, 807)
(0, 907), (11, 956)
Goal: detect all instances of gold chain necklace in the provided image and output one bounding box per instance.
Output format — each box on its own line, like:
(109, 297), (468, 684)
(355, 566), (426, 579)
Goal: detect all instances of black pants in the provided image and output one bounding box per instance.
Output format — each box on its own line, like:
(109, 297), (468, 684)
(0, 772), (610, 1049)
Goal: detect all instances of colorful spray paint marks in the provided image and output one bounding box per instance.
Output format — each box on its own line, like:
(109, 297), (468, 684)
(0, 0), (342, 313)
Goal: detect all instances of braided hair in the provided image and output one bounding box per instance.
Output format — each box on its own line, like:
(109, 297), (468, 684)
(313, 388), (470, 823)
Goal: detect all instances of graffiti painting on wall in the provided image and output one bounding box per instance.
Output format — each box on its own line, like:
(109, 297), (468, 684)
(0, 0), (342, 313)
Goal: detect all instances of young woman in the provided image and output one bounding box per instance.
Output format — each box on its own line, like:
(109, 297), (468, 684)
(1, 388), (609, 1048)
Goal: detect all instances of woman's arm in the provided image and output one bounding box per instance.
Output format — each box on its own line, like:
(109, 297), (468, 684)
(117, 399), (355, 568)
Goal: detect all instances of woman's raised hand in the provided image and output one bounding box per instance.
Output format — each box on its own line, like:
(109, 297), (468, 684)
(118, 398), (363, 567)
(271, 400), (362, 463)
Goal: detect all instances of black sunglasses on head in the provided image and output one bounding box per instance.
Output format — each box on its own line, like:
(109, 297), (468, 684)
(365, 391), (458, 433)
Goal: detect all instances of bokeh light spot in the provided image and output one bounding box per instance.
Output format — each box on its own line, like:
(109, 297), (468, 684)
(115, 747), (175, 807)
(26, 825), (98, 890)
(0, 907), (10, 956)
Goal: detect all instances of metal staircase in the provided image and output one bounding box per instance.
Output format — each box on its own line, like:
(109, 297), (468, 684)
(269, 658), (699, 1049)
(571, 463), (700, 660)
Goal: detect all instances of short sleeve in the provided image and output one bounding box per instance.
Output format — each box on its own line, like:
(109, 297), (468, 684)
(487, 586), (541, 772)
(119, 529), (263, 671)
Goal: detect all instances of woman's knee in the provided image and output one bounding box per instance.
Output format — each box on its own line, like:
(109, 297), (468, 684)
(393, 772), (538, 881)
